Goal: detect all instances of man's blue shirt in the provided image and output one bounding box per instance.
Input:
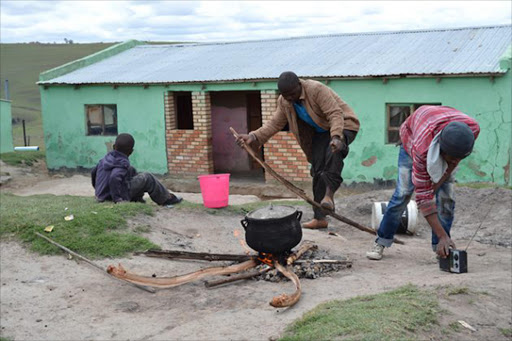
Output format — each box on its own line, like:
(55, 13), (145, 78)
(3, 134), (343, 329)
(293, 101), (327, 133)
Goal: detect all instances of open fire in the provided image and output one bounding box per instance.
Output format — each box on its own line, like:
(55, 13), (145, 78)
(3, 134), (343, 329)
(107, 241), (352, 308)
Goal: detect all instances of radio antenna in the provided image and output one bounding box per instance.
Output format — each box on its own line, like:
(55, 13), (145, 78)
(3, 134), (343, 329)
(464, 188), (498, 252)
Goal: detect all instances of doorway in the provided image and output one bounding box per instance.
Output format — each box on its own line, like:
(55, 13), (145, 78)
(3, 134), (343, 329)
(210, 91), (264, 179)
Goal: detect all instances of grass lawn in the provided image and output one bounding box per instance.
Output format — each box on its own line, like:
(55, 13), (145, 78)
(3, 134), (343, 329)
(0, 43), (116, 149)
(0, 150), (46, 166)
(280, 284), (440, 341)
(0, 193), (158, 259)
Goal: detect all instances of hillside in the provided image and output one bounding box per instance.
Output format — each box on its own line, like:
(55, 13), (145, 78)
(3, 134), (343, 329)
(0, 43), (116, 149)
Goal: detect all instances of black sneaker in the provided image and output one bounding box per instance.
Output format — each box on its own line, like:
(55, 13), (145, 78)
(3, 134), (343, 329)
(163, 195), (183, 206)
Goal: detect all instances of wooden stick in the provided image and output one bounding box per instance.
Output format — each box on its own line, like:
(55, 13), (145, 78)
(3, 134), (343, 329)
(135, 249), (254, 262)
(230, 127), (404, 245)
(287, 241), (318, 265)
(294, 259), (352, 265)
(34, 232), (156, 294)
(270, 261), (301, 308)
(107, 259), (258, 288)
(204, 265), (272, 288)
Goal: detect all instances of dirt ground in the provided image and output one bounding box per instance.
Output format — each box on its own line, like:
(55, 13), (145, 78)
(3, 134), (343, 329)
(1, 161), (511, 341)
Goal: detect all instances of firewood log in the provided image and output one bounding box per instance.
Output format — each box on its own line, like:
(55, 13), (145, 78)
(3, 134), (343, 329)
(269, 261), (301, 308)
(106, 259), (258, 288)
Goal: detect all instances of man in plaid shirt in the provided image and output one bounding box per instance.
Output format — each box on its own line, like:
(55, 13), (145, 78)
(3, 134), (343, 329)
(367, 105), (480, 260)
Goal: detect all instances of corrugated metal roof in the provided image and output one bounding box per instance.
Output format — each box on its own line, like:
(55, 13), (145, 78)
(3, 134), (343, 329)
(40, 25), (512, 85)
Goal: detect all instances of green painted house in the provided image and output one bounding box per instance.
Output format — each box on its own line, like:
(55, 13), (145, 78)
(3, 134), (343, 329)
(38, 25), (512, 185)
(0, 99), (14, 153)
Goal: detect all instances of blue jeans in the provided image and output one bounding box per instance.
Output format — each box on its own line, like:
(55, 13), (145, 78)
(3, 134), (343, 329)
(376, 146), (455, 249)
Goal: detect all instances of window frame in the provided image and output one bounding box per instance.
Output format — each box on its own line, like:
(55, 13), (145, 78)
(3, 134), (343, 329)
(85, 104), (118, 136)
(385, 103), (441, 144)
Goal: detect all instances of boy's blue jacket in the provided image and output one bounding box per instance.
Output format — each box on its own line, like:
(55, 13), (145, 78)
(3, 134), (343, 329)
(91, 150), (132, 203)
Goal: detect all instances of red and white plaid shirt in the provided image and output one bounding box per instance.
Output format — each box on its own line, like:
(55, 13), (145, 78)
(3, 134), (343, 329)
(400, 105), (480, 216)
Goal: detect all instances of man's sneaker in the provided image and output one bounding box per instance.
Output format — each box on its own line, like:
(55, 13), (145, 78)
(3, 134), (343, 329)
(366, 242), (385, 260)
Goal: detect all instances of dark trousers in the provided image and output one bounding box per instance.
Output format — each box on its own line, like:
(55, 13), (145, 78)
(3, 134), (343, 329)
(311, 129), (357, 219)
(129, 172), (172, 205)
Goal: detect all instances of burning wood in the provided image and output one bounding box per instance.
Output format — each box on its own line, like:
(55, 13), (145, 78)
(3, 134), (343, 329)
(270, 261), (301, 308)
(106, 259), (258, 288)
(107, 241), (351, 308)
(286, 241), (317, 265)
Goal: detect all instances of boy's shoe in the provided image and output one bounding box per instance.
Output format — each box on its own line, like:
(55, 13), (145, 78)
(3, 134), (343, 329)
(366, 242), (385, 260)
(302, 219), (328, 229)
(163, 195), (183, 206)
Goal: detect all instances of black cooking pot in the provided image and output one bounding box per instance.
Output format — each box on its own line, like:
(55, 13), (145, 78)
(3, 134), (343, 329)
(241, 205), (303, 254)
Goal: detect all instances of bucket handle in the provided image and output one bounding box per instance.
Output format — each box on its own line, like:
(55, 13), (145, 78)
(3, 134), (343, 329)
(296, 210), (303, 221)
(241, 218), (248, 230)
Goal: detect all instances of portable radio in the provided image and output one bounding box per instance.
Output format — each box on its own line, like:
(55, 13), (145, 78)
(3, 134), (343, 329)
(439, 249), (468, 274)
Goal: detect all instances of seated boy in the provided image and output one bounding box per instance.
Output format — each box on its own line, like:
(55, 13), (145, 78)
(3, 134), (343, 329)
(91, 133), (182, 206)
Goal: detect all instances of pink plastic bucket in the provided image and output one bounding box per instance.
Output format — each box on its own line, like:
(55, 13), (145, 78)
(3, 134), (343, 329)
(198, 173), (230, 208)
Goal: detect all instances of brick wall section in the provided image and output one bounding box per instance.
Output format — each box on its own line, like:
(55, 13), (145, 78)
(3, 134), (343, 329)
(260, 90), (310, 182)
(165, 91), (214, 176)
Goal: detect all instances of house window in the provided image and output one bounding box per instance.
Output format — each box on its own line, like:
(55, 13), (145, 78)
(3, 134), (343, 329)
(175, 92), (193, 130)
(86, 104), (117, 136)
(386, 103), (441, 144)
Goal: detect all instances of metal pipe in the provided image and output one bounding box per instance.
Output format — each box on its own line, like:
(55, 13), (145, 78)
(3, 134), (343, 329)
(3, 79), (9, 100)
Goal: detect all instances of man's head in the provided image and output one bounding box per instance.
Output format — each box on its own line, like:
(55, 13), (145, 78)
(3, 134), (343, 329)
(278, 71), (301, 102)
(439, 121), (475, 166)
(114, 133), (135, 156)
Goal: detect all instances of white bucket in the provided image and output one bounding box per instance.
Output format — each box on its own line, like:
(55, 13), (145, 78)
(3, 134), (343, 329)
(371, 201), (418, 235)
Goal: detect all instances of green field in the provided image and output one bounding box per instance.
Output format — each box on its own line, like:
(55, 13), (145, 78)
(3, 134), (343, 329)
(0, 43), (116, 149)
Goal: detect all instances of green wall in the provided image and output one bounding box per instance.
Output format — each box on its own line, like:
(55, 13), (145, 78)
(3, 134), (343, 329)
(40, 85), (170, 173)
(329, 73), (512, 186)
(0, 100), (14, 153)
(39, 81), (276, 174)
(40, 73), (511, 184)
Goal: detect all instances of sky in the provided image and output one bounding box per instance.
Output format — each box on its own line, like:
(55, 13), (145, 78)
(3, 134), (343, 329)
(0, 1), (511, 44)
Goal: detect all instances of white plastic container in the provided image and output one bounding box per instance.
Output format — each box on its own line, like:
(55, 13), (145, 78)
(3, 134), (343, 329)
(14, 146), (39, 151)
(371, 200), (418, 235)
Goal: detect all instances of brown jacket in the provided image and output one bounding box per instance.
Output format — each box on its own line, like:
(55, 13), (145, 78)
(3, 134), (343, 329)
(251, 79), (360, 162)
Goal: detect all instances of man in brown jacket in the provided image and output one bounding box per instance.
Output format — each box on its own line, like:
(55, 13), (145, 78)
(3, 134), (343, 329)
(236, 71), (360, 229)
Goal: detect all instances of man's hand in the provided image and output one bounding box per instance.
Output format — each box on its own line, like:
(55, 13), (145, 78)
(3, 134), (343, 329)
(437, 235), (456, 258)
(330, 135), (345, 153)
(236, 133), (255, 148)
(425, 212), (456, 258)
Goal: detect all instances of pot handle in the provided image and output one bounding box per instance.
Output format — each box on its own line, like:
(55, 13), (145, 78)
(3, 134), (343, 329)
(241, 218), (249, 230)
(296, 210), (303, 221)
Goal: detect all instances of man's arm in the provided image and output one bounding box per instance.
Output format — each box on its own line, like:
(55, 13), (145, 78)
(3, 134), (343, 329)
(315, 88), (345, 138)
(109, 167), (128, 203)
(412, 152), (456, 257)
(425, 214), (455, 257)
(250, 99), (289, 145)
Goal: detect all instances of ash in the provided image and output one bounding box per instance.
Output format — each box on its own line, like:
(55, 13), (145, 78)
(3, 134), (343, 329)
(255, 249), (351, 283)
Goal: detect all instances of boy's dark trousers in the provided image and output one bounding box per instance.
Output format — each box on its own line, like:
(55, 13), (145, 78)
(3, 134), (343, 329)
(311, 129), (357, 220)
(129, 172), (173, 205)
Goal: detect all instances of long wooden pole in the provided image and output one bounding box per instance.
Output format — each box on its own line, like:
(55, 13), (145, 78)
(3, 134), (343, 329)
(35, 232), (156, 293)
(136, 249), (254, 262)
(229, 127), (404, 245)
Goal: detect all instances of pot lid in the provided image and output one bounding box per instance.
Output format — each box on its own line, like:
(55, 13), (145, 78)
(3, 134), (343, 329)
(246, 205), (297, 219)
